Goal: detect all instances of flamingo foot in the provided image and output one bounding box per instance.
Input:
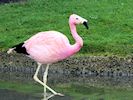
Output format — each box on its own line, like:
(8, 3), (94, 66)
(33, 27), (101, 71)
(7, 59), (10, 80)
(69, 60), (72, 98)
(55, 93), (64, 96)
(41, 93), (64, 100)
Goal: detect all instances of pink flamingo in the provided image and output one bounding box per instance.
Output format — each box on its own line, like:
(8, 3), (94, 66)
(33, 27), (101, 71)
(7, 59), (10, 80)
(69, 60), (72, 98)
(7, 14), (88, 98)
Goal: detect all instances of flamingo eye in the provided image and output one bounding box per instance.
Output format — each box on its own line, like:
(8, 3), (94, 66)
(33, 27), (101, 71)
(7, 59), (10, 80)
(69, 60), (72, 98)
(76, 18), (78, 20)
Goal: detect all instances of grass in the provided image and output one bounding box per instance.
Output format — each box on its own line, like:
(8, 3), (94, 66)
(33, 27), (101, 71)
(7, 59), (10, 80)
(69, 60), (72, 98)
(0, 81), (133, 100)
(0, 0), (133, 56)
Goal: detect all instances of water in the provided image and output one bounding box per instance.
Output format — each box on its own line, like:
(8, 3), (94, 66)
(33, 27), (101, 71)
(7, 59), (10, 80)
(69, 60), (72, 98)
(0, 65), (133, 100)
(0, 89), (72, 100)
(0, 75), (133, 100)
(0, 89), (39, 100)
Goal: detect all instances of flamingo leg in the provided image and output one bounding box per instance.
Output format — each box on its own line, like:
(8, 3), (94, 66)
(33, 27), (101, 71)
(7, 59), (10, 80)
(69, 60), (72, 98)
(33, 63), (58, 95)
(43, 64), (49, 99)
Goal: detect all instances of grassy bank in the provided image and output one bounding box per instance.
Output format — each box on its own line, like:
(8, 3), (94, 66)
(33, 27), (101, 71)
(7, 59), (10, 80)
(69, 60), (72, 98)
(0, 0), (133, 56)
(0, 81), (133, 100)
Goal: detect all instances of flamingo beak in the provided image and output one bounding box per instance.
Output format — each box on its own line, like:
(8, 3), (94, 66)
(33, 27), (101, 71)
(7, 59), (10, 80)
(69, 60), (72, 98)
(83, 21), (89, 29)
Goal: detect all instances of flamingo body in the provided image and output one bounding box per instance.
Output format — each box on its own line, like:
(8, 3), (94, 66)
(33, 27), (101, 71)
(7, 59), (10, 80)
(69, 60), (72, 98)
(24, 31), (75, 64)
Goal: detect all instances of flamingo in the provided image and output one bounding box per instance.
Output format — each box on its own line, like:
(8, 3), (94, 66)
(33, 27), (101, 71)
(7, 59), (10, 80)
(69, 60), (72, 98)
(7, 14), (88, 99)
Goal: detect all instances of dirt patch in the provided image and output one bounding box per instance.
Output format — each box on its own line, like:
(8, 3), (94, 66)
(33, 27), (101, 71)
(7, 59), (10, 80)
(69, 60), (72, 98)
(0, 52), (133, 76)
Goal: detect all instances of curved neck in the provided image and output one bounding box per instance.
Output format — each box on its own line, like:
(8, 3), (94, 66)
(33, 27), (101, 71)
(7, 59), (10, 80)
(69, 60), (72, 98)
(69, 22), (83, 53)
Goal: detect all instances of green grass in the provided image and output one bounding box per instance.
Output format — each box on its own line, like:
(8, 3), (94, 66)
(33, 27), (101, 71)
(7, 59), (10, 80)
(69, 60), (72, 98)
(0, 0), (133, 55)
(0, 81), (133, 100)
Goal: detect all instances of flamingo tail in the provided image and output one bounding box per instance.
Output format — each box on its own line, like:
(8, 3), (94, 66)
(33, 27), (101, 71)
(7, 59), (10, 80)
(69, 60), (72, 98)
(7, 42), (29, 55)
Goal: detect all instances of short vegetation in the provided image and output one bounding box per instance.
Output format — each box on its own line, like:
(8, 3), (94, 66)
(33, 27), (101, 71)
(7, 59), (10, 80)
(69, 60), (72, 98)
(0, 0), (133, 56)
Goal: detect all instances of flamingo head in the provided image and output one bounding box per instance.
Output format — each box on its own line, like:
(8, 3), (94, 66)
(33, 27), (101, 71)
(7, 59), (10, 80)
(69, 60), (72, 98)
(69, 14), (89, 29)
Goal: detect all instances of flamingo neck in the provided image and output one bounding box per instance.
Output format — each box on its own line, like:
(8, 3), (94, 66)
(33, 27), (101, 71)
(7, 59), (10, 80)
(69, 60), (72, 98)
(69, 22), (83, 53)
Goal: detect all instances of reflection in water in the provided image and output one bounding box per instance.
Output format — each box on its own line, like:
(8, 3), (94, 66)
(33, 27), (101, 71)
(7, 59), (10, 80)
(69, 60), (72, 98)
(0, 89), (72, 100)
(0, 74), (132, 100)
(48, 71), (133, 88)
(42, 93), (55, 100)
(0, 89), (39, 100)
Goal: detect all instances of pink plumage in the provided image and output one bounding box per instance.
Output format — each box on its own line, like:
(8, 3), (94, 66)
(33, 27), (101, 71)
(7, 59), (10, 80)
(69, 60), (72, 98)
(7, 14), (88, 98)
(24, 31), (73, 64)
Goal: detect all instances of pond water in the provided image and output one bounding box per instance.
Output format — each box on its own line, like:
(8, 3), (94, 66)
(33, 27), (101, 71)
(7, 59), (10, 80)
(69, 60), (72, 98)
(0, 89), (39, 100)
(0, 89), (72, 100)
(0, 75), (133, 100)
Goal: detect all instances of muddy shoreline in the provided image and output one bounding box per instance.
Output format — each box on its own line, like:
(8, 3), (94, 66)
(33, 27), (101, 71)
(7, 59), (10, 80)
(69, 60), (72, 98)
(0, 52), (133, 74)
(0, 52), (133, 87)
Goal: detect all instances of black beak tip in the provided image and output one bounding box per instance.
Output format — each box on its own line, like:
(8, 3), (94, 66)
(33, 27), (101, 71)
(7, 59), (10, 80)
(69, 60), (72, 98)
(83, 21), (89, 29)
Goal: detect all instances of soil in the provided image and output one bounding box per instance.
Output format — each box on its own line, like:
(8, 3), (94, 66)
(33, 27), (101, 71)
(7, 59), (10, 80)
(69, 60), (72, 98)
(0, 52), (133, 77)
